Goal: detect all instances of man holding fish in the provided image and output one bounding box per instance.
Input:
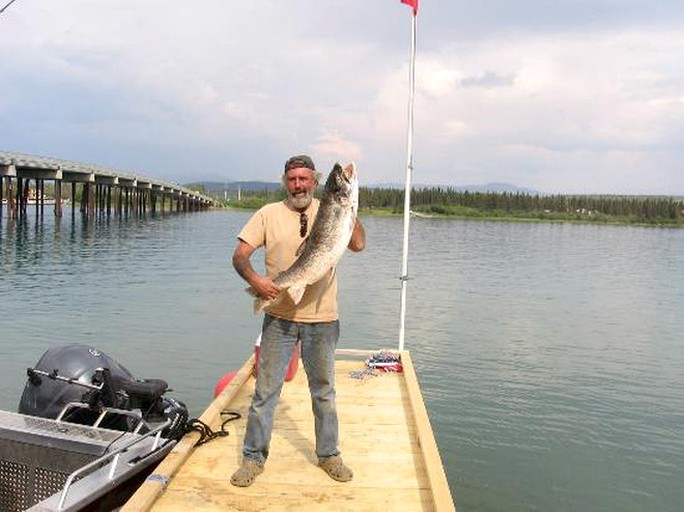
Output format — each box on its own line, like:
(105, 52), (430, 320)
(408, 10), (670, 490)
(231, 154), (365, 487)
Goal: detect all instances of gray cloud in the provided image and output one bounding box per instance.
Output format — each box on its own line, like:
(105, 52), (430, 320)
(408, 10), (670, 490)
(1, 0), (683, 194)
(461, 71), (515, 88)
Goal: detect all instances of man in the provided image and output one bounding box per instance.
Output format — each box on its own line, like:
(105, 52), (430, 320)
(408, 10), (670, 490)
(230, 154), (366, 487)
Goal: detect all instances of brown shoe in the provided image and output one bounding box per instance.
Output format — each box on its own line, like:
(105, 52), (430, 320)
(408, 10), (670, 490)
(318, 455), (353, 482)
(230, 459), (264, 487)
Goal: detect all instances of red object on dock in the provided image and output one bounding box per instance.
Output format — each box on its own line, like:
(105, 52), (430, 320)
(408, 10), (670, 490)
(213, 337), (300, 397)
(213, 371), (237, 397)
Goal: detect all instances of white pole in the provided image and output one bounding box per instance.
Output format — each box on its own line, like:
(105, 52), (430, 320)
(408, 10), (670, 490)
(398, 12), (417, 352)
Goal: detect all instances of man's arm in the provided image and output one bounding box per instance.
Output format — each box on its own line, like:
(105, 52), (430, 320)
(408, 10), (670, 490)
(232, 239), (281, 300)
(348, 218), (366, 252)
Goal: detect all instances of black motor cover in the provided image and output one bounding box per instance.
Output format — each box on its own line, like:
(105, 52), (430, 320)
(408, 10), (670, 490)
(19, 344), (188, 437)
(19, 344), (139, 419)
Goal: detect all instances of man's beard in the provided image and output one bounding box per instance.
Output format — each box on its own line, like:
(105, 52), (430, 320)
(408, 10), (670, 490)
(288, 189), (313, 210)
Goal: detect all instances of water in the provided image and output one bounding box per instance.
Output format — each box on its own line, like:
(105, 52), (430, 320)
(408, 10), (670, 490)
(1, 209), (683, 511)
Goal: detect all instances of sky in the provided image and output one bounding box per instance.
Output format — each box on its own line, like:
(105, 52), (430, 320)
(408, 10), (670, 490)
(2, 0), (684, 195)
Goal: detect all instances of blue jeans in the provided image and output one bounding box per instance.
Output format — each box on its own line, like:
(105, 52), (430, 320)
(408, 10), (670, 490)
(242, 314), (340, 464)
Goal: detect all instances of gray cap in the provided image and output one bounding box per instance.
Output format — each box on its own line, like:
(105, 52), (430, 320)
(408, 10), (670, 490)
(284, 155), (315, 172)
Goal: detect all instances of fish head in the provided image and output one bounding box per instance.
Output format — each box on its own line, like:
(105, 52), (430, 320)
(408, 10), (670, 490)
(325, 162), (359, 209)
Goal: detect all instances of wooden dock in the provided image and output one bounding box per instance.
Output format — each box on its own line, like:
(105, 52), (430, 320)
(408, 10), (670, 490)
(122, 350), (455, 511)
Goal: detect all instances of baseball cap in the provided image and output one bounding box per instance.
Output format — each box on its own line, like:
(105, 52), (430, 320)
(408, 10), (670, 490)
(284, 155), (315, 172)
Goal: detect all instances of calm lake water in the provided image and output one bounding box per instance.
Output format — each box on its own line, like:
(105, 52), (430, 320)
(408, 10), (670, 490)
(1, 208), (683, 511)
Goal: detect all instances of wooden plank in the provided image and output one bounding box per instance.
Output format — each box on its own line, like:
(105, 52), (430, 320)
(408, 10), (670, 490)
(123, 350), (454, 512)
(170, 453), (427, 487)
(400, 351), (456, 512)
(121, 354), (256, 511)
(150, 481), (435, 512)
(225, 422), (419, 448)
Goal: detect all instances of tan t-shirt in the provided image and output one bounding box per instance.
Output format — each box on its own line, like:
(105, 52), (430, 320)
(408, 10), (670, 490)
(237, 199), (339, 322)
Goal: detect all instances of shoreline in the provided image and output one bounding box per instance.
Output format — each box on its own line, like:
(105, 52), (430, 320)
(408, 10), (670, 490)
(217, 204), (684, 228)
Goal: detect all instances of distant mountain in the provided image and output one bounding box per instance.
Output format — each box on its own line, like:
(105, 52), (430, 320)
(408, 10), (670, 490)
(366, 181), (541, 195)
(184, 181), (281, 193)
(455, 182), (541, 195)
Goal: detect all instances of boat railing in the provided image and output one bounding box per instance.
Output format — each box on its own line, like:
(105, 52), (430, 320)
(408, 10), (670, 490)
(55, 401), (150, 433)
(56, 417), (172, 510)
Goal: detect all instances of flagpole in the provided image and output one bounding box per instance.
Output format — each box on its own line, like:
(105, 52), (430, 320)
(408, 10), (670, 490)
(398, 10), (416, 352)
(0, 0), (20, 15)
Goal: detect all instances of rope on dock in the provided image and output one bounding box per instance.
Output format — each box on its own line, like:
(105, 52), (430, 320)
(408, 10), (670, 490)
(185, 410), (241, 446)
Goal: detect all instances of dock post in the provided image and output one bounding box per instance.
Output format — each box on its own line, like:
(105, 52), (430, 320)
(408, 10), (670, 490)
(15, 178), (21, 216)
(8, 177), (16, 219)
(23, 179), (30, 217)
(87, 182), (95, 217)
(36, 179), (43, 218)
(96, 184), (102, 215)
(16, 178), (24, 217)
(80, 183), (86, 213)
(116, 187), (122, 216)
(54, 179), (62, 217)
(71, 182), (76, 217)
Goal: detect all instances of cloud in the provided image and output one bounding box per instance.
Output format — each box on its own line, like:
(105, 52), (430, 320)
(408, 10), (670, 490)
(1, 1), (684, 194)
(406, 26), (684, 193)
(461, 71), (515, 89)
(310, 132), (364, 165)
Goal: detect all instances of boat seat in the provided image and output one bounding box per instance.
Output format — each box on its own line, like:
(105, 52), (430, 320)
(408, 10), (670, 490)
(115, 378), (168, 406)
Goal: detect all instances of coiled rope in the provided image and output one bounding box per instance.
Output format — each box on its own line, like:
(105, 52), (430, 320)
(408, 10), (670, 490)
(185, 410), (242, 446)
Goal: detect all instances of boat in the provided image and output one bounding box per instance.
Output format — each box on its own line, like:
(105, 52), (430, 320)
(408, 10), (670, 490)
(26, 198), (58, 206)
(0, 344), (189, 512)
(1, 198), (57, 206)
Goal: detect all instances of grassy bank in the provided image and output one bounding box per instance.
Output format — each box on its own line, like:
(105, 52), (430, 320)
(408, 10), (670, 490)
(215, 188), (684, 228)
(221, 202), (683, 227)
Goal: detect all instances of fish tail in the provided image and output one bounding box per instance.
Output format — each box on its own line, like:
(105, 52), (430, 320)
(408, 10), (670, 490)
(253, 298), (266, 314)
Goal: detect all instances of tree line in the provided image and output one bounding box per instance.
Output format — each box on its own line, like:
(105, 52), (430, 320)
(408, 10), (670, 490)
(360, 187), (684, 224)
(214, 185), (684, 225)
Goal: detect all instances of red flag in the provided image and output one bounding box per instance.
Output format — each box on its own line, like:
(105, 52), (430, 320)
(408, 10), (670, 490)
(401, 0), (418, 15)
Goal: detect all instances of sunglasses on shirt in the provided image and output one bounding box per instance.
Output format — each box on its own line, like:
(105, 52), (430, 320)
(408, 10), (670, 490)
(299, 213), (308, 238)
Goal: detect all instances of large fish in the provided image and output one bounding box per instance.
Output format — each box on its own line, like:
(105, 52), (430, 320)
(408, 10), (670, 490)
(251, 162), (359, 313)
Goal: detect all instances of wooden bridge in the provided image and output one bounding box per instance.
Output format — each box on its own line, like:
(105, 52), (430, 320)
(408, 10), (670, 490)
(0, 151), (214, 218)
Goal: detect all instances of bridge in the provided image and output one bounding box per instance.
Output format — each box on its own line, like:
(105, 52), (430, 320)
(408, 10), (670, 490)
(0, 150), (214, 218)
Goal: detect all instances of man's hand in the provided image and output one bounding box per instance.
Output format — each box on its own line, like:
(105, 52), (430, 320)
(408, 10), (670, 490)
(250, 275), (282, 300)
(348, 217), (366, 252)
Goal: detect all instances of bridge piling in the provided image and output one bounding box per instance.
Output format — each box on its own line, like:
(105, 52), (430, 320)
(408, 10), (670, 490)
(54, 179), (62, 217)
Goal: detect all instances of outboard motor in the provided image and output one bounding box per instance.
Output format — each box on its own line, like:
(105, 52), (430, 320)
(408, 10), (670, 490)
(19, 344), (188, 439)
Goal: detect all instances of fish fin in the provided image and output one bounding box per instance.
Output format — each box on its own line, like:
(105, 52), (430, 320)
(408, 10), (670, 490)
(287, 284), (307, 305)
(343, 162), (356, 178)
(245, 286), (258, 297)
(253, 297), (267, 314)
(253, 291), (287, 314)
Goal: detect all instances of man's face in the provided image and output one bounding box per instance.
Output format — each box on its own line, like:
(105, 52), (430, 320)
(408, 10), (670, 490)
(284, 167), (316, 210)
